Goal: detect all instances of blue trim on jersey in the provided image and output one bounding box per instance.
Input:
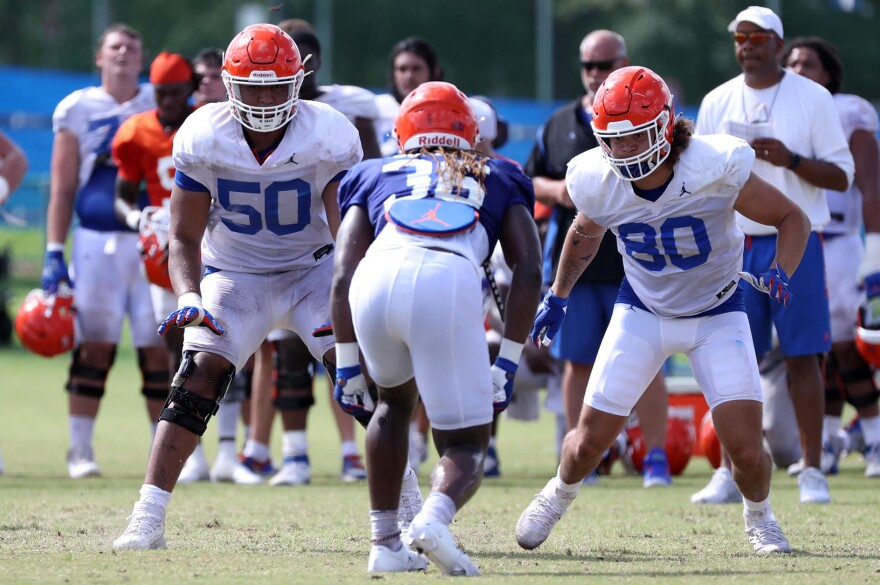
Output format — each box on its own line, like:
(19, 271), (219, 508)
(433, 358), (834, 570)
(329, 170), (347, 184)
(616, 276), (745, 317)
(631, 171), (676, 203)
(175, 170), (209, 192)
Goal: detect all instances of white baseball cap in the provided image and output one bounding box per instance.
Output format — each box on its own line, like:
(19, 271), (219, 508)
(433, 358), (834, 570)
(727, 5), (784, 39)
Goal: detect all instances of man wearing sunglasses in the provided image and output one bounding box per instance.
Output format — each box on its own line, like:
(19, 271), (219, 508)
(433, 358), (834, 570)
(525, 30), (673, 489)
(694, 6), (854, 506)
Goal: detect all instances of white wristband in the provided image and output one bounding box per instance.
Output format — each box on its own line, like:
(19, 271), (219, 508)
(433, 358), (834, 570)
(859, 233), (880, 281)
(125, 209), (142, 231)
(47, 242), (66, 253)
(177, 291), (203, 310)
(498, 338), (525, 364)
(0, 176), (9, 205)
(335, 342), (360, 368)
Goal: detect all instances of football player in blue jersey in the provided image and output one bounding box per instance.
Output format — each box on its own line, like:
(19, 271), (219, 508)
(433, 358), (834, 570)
(331, 81), (543, 574)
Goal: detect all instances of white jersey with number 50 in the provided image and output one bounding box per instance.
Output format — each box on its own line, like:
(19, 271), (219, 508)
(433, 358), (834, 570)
(566, 134), (754, 318)
(173, 101), (362, 273)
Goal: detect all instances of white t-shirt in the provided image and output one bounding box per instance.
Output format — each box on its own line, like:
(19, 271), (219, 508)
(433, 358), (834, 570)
(172, 101), (362, 273)
(566, 135), (752, 317)
(823, 93), (879, 235)
(317, 84), (378, 123)
(374, 93), (401, 157)
(695, 71), (854, 235)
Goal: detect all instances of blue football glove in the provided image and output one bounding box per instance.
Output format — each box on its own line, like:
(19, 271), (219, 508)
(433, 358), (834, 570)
(865, 273), (880, 300)
(738, 267), (792, 306)
(529, 291), (569, 347)
(333, 364), (375, 417)
(157, 306), (225, 336)
(491, 357), (518, 413)
(41, 250), (72, 295)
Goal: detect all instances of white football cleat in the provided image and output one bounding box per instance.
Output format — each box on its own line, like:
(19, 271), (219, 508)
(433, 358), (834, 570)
(798, 466), (830, 504)
(178, 444), (210, 484)
(398, 467), (423, 532)
(67, 447), (100, 479)
(268, 455), (311, 487)
(368, 543), (428, 573)
(404, 517), (479, 576)
(747, 520), (791, 554)
(210, 442), (238, 482)
(113, 511), (166, 550)
(865, 443), (880, 478)
(690, 467), (741, 504)
(515, 478), (575, 550)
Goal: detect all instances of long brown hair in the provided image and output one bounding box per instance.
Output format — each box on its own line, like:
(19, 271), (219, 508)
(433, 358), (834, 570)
(667, 115), (694, 167)
(408, 147), (490, 196)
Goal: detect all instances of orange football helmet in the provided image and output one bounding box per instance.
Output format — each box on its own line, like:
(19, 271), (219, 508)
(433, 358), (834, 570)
(856, 299), (880, 367)
(591, 66), (674, 181)
(698, 410), (722, 469)
(138, 206), (173, 290)
(222, 23), (306, 132)
(394, 81), (478, 152)
(624, 414), (695, 476)
(15, 289), (75, 357)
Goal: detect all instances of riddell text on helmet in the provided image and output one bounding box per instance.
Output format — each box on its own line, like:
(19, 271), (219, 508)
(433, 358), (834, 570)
(419, 135), (461, 147)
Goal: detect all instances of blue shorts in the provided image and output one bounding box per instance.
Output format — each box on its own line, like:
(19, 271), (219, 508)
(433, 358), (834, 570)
(742, 232), (831, 358)
(551, 281), (619, 364)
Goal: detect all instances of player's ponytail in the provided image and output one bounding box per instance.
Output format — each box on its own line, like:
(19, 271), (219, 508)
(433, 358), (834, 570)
(667, 115), (694, 167)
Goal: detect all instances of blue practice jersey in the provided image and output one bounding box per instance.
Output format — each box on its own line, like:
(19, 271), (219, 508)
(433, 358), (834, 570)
(339, 153), (534, 268)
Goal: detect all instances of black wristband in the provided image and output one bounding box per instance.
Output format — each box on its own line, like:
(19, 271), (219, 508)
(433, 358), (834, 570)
(788, 153), (802, 170)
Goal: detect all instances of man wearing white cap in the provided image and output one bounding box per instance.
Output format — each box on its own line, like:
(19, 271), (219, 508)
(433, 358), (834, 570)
(693, 5), (854, 505)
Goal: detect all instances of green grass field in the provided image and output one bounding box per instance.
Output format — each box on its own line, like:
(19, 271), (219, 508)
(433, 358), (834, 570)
(1, 227), (879, 583)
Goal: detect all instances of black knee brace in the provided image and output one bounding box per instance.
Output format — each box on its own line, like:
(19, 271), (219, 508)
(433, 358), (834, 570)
(829, 353), (880, 408)
(158, 351), (236, 436)
(224, 368), (252, 403)
(142, 369), (170, 401)
(66, 346), (115, 398)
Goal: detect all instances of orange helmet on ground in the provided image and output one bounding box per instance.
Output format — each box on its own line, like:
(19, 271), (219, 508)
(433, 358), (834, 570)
(591, 66), (674, 181)
(394, 81), (478, 153)
(698, 410), (722, 469)
(856, 299), (880, 367)
(624, 414), (695, 476)
(222, 23), (306, 132)
(138, 206), (173, 290)
(15, 289), (75, 357)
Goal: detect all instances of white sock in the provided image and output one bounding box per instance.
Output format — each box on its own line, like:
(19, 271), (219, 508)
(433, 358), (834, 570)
(216, 400), (241, 442)
(541, 468), (579, 505)
(216, 439), (236, 458)
(370, 509), (401, 549)
(281, 431), (308, 459)
(137, 484), (172, 518)
(340, 440), (358, 458)
(242, 440), (269, 461)
(822, 415), (841, 443)
(861, 415), (880, 445)
(69, 415), (95, 454)
(743, 495), (775, 528)
(420, 492), (456, 526)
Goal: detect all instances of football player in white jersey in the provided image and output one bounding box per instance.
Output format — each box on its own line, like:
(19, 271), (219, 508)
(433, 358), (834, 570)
(516, 66), (809, 555)
(783, 37), (880, 478)
(112, 24), (362, 551)
(41, 24), (160, 479)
